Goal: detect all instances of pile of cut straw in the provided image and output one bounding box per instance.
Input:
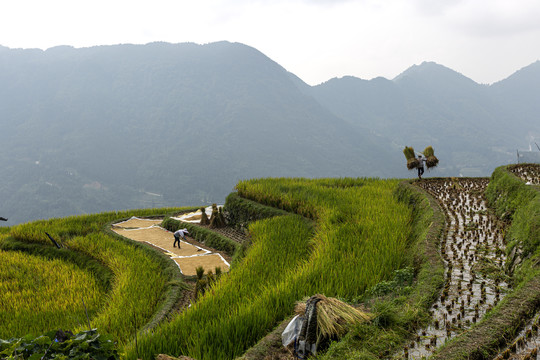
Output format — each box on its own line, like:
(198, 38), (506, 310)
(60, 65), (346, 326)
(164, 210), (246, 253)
(295, 294), (373, 341)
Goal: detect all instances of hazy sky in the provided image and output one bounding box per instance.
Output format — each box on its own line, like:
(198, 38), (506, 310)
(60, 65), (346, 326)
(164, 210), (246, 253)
(1, 0), (539, 85)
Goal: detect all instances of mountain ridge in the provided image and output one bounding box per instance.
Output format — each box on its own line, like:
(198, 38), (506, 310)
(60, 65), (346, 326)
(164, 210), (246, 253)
(0, 41), (538, 225)
(0, 41), (398, 225)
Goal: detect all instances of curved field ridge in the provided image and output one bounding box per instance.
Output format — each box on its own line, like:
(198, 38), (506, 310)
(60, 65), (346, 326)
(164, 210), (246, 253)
(429, 167), (540, 360)
(283, 180), (446, 360)
(2, 207), (186, 346)
(125, 178), (412, 360)
(403, 178), (509, 358)
(509, 163), (540, 185)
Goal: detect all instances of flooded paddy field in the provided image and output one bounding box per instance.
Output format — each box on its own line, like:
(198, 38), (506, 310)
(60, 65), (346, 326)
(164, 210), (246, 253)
(509, 164), (540, 185)
(402, 178), (510, 359)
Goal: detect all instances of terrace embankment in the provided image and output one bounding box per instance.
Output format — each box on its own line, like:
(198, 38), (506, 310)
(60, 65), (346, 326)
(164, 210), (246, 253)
(492, 313), (540, 360)
(509, 163), (540, 185)
(401, 178), (510, 359)
(488, 164), (540, 360)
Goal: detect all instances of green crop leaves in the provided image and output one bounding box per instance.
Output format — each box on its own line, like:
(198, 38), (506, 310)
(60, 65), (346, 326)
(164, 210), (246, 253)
(126, 178), (413, 360)
(1, 207), (187, 349)
(0, 329), (118, 360)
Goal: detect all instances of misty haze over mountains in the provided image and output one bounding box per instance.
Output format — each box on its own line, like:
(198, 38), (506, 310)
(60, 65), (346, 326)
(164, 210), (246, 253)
(0, 41), (539, 225)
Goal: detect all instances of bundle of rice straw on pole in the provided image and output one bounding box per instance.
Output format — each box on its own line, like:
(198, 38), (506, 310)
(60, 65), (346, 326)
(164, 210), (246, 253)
(403, 146), (419, 170)
(423, 146), (439, 168)
(295, 294), (373, 342)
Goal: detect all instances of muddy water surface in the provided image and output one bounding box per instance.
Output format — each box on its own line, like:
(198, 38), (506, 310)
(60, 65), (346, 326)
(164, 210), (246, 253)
(510, 164), (540, 185)
(402, 179), (509, 359)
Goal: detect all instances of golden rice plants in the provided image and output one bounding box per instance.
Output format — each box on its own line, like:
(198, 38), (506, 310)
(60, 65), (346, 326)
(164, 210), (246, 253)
(65, 233), (168, 343)
(295, 294), (373, 340)
(126, 178), (412, 360)
(125, 213), (314, 360)
(0, 250), (104, 339)
(200, 207), (210, 225)
(2, 206), (187, 347)
(403, 146), (415, 160)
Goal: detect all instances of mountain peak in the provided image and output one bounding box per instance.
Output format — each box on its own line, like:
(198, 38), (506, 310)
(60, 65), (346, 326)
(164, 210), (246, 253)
(392, 61), (480, 95)
(492, 59), (540, 87)
(394, 61), (473, 83)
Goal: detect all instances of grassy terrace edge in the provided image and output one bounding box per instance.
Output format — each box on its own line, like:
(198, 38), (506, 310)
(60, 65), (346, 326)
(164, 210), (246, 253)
(311, 180), (446, 360)
(430, 166), (540, 360)
(0, 207), (192, 346)
(161, 193), (291, 267)
(126, 178), (418, 359)
(102, 212), (191, 336)
(239, 179), (447, 360)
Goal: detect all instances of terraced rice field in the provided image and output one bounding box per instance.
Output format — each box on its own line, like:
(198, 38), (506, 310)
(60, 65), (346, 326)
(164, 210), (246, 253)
(491, 164), (540, 360)
(510, 164), (540, 185)
(404, 178), (509, 359)
(493, 313), (540, 360)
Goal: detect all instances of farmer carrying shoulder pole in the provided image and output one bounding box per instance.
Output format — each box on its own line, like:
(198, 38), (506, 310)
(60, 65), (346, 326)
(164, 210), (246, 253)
(173, 228), (189, 248)
(403, 145), (438, 179)
(417, 154), (426, 179)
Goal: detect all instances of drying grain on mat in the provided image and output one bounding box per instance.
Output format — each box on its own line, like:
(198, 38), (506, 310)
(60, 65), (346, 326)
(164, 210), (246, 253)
(113, 217), (163, 228)
(173, 255), (229, 276)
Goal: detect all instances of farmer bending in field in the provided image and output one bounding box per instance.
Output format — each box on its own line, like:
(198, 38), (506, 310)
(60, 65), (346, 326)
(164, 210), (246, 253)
(173, 228), (189, 248)
(417, 154), (426, 179)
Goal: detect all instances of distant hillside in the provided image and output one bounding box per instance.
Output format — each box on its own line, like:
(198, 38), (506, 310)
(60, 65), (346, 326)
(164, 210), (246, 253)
(310, 61), (540, 176)
(0, 42), (398, 225)
(490, 60), (540, 134)
(0, 43), (538, 224)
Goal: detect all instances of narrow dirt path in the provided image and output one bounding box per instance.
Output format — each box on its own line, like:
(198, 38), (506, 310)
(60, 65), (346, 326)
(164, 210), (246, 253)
(402, 178), (510, 359)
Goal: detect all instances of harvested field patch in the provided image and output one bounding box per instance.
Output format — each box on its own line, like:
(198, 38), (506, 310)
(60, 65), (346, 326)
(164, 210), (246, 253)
(113, 216), (162, 228)
(172, 206), (215, 223)
(112, 221), (230, 276)
(173, 254), (230, 276)
(192, 223), (248, 244)
(112, 227), (207, 256)
(493, 312), (540, 360)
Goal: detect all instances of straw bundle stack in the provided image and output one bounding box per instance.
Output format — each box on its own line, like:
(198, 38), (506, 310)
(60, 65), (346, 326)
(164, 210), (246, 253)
(403, 146), (419, 170)
(209, 204), (226, 228)
(295, 294), (373, 341)
(423, 146), (439, 168)
(199, 207), (209, 225)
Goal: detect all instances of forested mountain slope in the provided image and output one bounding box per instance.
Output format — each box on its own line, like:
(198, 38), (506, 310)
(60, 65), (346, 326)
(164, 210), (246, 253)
(0, 42), (397, 224)
(309, 61), (540, 176)
(0, 42), (538, 224)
